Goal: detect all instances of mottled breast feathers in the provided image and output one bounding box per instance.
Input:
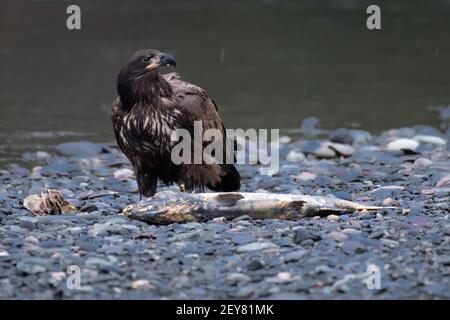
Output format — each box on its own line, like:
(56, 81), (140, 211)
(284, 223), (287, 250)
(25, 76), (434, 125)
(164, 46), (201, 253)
(112, 69), (240, 197)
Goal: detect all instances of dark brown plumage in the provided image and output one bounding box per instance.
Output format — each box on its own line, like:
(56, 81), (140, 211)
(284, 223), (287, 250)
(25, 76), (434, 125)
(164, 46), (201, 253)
(112, 49), (240, 197)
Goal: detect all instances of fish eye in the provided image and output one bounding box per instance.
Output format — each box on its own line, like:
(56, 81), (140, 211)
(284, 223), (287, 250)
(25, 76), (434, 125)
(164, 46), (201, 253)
(142, 55), (152, 62)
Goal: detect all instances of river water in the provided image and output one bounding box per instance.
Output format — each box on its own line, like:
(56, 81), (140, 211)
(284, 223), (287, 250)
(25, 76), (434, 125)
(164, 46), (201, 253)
(1, 0), (449, 165)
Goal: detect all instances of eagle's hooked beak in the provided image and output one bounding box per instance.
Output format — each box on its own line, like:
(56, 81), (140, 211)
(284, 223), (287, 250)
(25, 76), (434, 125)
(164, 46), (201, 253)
(146, 53), (176, 71)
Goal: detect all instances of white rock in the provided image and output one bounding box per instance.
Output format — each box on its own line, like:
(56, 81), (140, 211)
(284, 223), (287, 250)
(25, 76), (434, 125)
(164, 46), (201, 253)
(326, 214), (340, 222)
(279, 136), (292, 144)
(0, 250), (10, 257)
(328, 142), (356, 157)
(24, 235), (39, 244)
(327, 231), (348, 242)
(313, 143), (337, 158)
(294, 171), (317, 181)
(266, 272), (298, 283)
(68, 227), (83, 235)
(371, 185), (405, 192)
(49, 272), (66, 286)
(226, 273), (251, 284)
(236, 242), (279, 252)
(114, 168), (134, 180)
(259, 167), (278, 176)
(286, 150), (305, 162)
(382, 198), (400, 206)
(36, 151), (51, 160)
(436, 175), (450, 188)
(277, 272), (296, 282)
(386, 138), (419, 151)
(413, 135), (446, 146)
(413, 158), (433, 167)
(131, 279), (154, 290)
(30, 167), (42, 180)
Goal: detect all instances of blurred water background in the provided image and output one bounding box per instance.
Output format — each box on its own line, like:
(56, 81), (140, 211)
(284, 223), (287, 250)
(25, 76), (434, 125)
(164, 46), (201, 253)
(1, 0), (450, 165)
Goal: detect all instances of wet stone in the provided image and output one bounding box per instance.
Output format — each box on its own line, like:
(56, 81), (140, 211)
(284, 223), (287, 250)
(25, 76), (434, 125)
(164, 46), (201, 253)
(387, 139), (419, 151)
(16, 258), (49, 274)
(40, 162), (82, 176)
(1, 122), (449, 299)
(293, 227), (321, 244)
(246, 260), (265, 271)
(286, 151), (305, 162)
(256, 178), (284, 190)
(332, 191), (352, 201)
(283, 250), (306, 262)
(237, 242), (279, 252)
(330, 128), (354, 145)
(442, 225), (450, 236)
(231, 234), (255, 245)
(342, 240), (366, 255)
(17, 216), (39, 229)
(56, 141), (103, 157)
(40, 239), (65, 249)
(326, 215), (340, 222)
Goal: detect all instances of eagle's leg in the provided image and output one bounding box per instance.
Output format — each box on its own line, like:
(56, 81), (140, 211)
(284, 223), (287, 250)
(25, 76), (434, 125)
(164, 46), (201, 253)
(133, 160), (157, 198)
(137, 171), (157, 198)
(179, 183), (186, 193)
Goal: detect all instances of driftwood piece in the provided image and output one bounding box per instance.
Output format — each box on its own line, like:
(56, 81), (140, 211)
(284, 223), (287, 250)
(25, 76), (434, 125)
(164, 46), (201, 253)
(123, 191), (386, 225)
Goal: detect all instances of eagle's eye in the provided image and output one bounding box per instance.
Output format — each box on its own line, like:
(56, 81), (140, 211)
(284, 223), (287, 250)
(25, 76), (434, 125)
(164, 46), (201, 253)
(142, 55), (152, 63)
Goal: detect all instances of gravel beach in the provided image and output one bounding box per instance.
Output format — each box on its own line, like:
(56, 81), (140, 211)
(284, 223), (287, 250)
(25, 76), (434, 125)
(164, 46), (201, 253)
(1, 118), (449, 299)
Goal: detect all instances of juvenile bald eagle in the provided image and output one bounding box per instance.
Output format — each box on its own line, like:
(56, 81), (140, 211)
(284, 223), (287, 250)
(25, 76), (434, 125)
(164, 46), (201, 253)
(112, 49), (240, 197)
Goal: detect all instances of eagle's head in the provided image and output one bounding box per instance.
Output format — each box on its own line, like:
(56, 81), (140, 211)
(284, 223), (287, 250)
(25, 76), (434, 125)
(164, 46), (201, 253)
(117, 49), (176, 106)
